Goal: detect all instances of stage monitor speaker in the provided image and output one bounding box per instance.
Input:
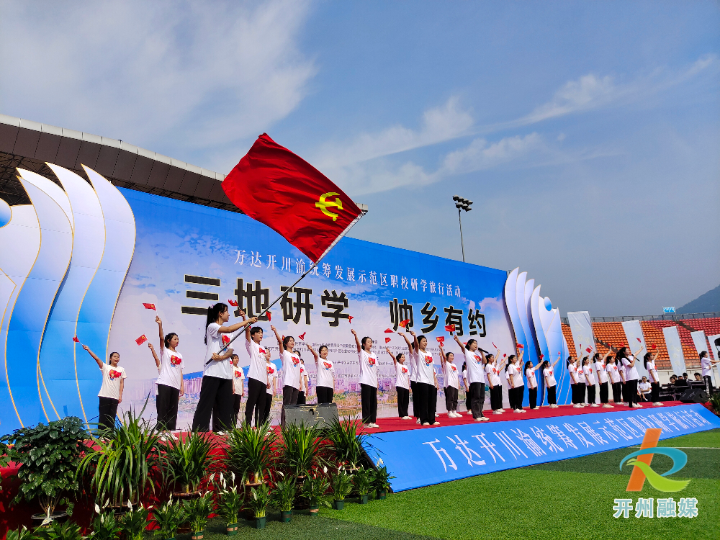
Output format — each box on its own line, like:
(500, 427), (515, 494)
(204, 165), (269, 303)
(679, 388), (709, 403)
(283, 403), (339, 428)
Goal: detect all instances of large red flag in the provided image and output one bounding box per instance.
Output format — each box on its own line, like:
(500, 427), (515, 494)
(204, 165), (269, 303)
(222, 134), (363, 262)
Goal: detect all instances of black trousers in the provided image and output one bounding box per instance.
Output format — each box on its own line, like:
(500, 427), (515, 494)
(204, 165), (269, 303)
(612, 382), (622, 403)
(468, 382), (485, 418)
(547, 385), (556, 405)
(445, 386), (458, 412)
(528, 387), (538, 409)
(317, 386), (333, 404)
(396, 386), (409, 417)
(621, 382), (627, 403)
(427, 384), (437, 423)
(281, 385), (299, 425)
(244, 377), (267, 427)
(599, 382), (609, 404)
(703, 375), (714, 395)
(360, 383), (377, 423)
(577, 383), (586, 404)
(651, 382), (660, 402)
(587, 384), (596, 405)
(490, 385), (503, 410)
(410, 381), (418, 418)
(297, 391), (306, 405)
(465, 388), (471, 412)
(263, 393), (272, 423)
(510, 386), (524, 410)
(571, 383), (578, 404)
(156, 384), (180, 430)
(232, 394), (242, 427)
(626, 379), (638, 407)
(98, 397), (119, 431)
(413, 382), (428, 423)
(192, 376), (233, 432)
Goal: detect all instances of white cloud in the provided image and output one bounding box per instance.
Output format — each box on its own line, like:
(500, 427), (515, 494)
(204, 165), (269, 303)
(0, 0), (315, 156)
(314, 96), (473, 169)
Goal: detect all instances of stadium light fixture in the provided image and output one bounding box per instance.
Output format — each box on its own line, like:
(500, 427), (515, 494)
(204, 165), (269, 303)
(452, 195), (472, 262)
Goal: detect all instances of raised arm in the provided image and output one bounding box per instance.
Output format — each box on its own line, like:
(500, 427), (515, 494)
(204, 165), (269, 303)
(452, 332), (464, 350)
(385, 347), (397, 366)
(156, 315), (165, 350)
(551, 352), (561, 368)
(351, 329), (361, 352)
(632, 345), (644, 360)
(400, 331), (413, 354)
(271, 325), (284, 353)
(148, 342), (160, 371)
(306, 342), (319, 364)
(411, 330), (419, 352)
(82, 344), (103, 369)
(439, 345), (447, 367)
(602, 347), (612, 361)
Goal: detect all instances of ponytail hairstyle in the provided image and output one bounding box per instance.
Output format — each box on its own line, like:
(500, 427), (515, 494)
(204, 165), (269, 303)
(699, 351), (708, 359)
(205, 303), (228, 344)
(592, 353), (600, 362)
(108, 352), (119, 365)
(605, 355), (613, 366)
(524, 360), (532, 371)
(541, 359), (549, 371)
(164, 332), (178, 349)
(361, 337), (372, 351)
(582, 356), (589, 366)
(508, 354), (516, 364)
(616, 347), (628, 360)
(465, 339), (477, 351)
(643, 352), (652, 369)
(282, 335), (295, 350)
(461, 362), (467, 372)
(566, 356), (573, 367)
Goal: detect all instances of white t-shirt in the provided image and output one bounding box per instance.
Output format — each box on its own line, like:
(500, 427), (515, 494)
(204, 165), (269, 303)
(316, 357), (335, 389)
(701, 356), (712, 377)
(444, 361), (459, 389)
(232, 366), (245, 394)
(576, 365), (586, 384)
(622, 356), (639, 381)
(607, 362), (621, 383)
(462, 369), (469, 389)
(485, 362), (501, 386)
(568, 363), (579, 384)
(408, 349), (417, 383)
(595, 361), (608, 384)
(463, 349), (487, 385)
(266, 361), (277, 395)
(359, 350), (378, 387)
(98, 364), (126, 400)
(639, 381), (651, 393)
(582, 364), (596, 386)
(299, 363), (308, 392)
(525, 366), (538, 389)
(281, 350), (302, 389)
(507, 364), (523, 388)
(244, 338), (269, 383)
(646, 359), (659, 383)
(204, 323), (240, 379)
(415, 350), (435, 385)
(395, 361), (410, 390)
(157, 348), (184, 390)
(543, 366), (556, 387)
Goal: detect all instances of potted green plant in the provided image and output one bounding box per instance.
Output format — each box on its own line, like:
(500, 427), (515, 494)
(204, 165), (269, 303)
(269, 472), (296, 523)
(121, 502), (151, 540)
(329, 470), (353, 510)
(36, 521), (84, 540)
(77, 408), (166, 508)
(181, 492), (213, 540)
(150, 498), (185, 540)
(352, 467), (373, 504)
(326, 418), (368, 471)
(6, 526), (38, 540)
(372, 464), (395, 500)
(279, 423), (327, 481)
(2, 416), (87, 524)
(300, 470), (331, 516)
(164, 432), (214, 497)
(90, 502), (123, 540)
(214, 473), (243, 535)
(226, 422), (277, 486)
(246, 484), (271, 529)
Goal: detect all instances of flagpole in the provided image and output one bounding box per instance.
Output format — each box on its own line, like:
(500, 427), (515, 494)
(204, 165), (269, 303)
(217, 211), (366, 355)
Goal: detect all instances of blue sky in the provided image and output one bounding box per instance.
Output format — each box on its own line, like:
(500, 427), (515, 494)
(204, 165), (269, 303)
(1, 0), (718, 317)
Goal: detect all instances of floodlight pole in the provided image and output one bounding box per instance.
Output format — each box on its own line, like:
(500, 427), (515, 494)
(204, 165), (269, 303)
(458, 208), (466, 263)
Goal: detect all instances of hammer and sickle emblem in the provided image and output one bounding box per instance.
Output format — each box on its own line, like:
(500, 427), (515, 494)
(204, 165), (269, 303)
(315, 192), (343, 221)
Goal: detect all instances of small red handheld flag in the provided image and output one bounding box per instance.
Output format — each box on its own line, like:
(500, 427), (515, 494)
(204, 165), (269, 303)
(228, 299), (238, 307)
(636, 337), (642, 343)
(136, 335), (148, 346)
(384, 328), (394, 334)
(540, 354), (544, 359)
(586, 347), (592, 353)
(72, 336), (80, 343)
(399, 319), (410, 328)
(299, 332), (306, 341)
(222, 134), (363, 262)
(445, 324), (455, 332)
(651, 343), (657, 350)
(266, 311), (271, 321)
(142, 303), (156, 310)
(516, 344), (524, 349)
(492, 342), (497, 349)
(385, 337), (391, 344)
(436, 336), (445, 343)
(348, 316), (354, 323)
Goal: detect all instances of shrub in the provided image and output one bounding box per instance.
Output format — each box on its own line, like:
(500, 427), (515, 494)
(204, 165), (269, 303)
(164, 432), (214, 494)
(181, 492), (213, 534)
(329, 470), (353, 501)
(269, 473), (296, 512)
(301, 470), (332, 509)
(121, 502), (151, 540)
(150, 498), (185, 539)
(246, 484), (271, 519)
(225, 423), (276, 485)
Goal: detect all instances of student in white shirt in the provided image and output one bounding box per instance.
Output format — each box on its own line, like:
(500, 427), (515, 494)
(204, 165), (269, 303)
(568, 356), (581, 408)
(699, 351), (719, 394)
(147, 315), (184, 431)
(352, 329), (379, 428)
(453, 335), (489, 421)
(399, 331), (424, 423)
(82, 344), (126, 431)
(524, 355), (542, 409)
(264, 354), (277, 422)
(297, 357), (309, 405)
(638, 376), (651, 401)
(461, 363), (471, 414)
(485, 352), (506, 414)
(605, 355), (621, 406)
(439, 344), (460, 418)
(542, 353), (561, 408)
(385, 347), (411, 419)
(231, 354), (245, 427)
(506, 352), (525, 413)
(593, 350), (612, 408)
(618, 345), (643, 408)
(271, 326), (302, 425)
(308, 343), (335, 404)
(576, 357), (587, 406)
(581, 357), (599, 407)
(411, 331), (440, 426)
(643, 351), (663, 406)
(192, 304), (256, 432)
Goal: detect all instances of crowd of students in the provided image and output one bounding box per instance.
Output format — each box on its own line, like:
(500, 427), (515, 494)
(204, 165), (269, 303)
(80, 302), (719, 431)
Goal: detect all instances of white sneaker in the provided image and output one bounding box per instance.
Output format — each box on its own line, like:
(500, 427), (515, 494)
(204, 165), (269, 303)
(603, 404), (613, 408)
(590, 404), (600, 408)
(519, 409), (526, 413)
(653, 402), (664, 406)
(477, 416), (489, 422)
(493, 410), (503, 415)
(573, 404), (582, 408)
(634, 404), (643, 408)
(433, 421), (441, 426)
(422, 422), (430, 426)
(513, 409), (522, 413)
(622, 403), (628, 406)
(550, 404), (559, 408)
(402, 416), (412, 420)
(416, 419), (421, 424)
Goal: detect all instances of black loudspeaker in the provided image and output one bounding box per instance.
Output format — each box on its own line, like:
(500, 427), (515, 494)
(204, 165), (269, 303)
(679, 388), (709, 403)
(283, 403), (339, 428)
